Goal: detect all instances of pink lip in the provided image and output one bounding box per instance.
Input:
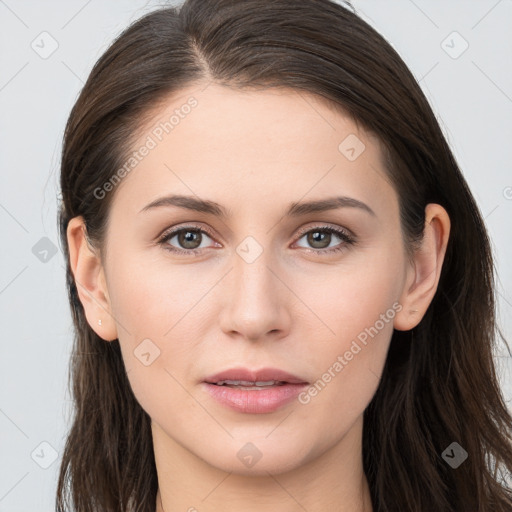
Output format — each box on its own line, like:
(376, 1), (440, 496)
(202, 367), (309, 414)
(203, 367), (308, 385)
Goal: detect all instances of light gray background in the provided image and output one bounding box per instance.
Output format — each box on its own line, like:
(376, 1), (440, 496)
(0, 1), (511, 510)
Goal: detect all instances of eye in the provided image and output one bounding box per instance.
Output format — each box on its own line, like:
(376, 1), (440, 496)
(157, 225), (218, 255)
(293, 225), (355, 254)
(157, 224), (356, 256)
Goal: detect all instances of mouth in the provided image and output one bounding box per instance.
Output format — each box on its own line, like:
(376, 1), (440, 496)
(211, 379), (290, 390)
(202, 367), (309, 414)
(203, 367), (309, 387)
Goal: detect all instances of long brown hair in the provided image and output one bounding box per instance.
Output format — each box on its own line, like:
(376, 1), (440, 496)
(56, 1), (512, 510)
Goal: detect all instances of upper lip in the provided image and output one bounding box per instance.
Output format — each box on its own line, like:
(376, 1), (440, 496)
(203, 367), (309, 384)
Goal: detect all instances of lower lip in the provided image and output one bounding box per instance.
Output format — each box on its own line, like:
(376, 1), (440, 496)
(202, 382), (308, 414)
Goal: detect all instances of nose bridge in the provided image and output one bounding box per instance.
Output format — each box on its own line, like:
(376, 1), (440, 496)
(234, 245), (273, 299)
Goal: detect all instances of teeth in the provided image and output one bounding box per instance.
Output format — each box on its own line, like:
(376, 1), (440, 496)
(215, 379), (283, 387)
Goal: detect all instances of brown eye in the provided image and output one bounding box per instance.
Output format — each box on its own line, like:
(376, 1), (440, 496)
(176, 229), (203, 249)
(306, 230), (332, 249)
(158, 226), (217, 254)
(294, 226), (355, 254)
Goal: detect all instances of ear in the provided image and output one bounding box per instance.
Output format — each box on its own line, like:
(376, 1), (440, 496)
(394, 203), (451, 331)
(66, 216), (118, 341)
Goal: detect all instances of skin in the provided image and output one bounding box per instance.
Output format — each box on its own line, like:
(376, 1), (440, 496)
(67, 83), (450, 512)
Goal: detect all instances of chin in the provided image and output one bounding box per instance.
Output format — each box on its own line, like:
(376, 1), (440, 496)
(200, 437), (313, 476)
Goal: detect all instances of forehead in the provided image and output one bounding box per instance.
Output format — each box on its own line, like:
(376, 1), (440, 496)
(109, 83), (396, 219)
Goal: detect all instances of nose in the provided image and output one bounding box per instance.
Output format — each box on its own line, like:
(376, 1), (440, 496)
(218, 247), (292, 342)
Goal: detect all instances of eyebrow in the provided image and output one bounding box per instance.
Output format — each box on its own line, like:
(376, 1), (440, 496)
(139, 194), (376, 217)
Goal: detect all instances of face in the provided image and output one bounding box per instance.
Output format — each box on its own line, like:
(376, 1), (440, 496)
(93, 83), (414, 475)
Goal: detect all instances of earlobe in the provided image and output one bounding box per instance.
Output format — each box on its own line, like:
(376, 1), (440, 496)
(66, 216), (118, 341)
(393, 203), (451, 331)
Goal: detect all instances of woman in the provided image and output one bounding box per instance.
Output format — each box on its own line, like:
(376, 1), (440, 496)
(56, 0), (512, 510)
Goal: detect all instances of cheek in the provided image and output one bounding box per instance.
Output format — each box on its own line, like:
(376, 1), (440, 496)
(291, 251), (402, 417)
(107, 251), (211, 340)
(105, 253), (215, 407)
(293, 248), (402, 344)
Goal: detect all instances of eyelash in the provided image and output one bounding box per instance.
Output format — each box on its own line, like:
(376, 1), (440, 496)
(157, 224), (356, 256)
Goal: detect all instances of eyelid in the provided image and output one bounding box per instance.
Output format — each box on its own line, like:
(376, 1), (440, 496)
(294, 222), (355, 240)
(157, 223), (215, 240)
